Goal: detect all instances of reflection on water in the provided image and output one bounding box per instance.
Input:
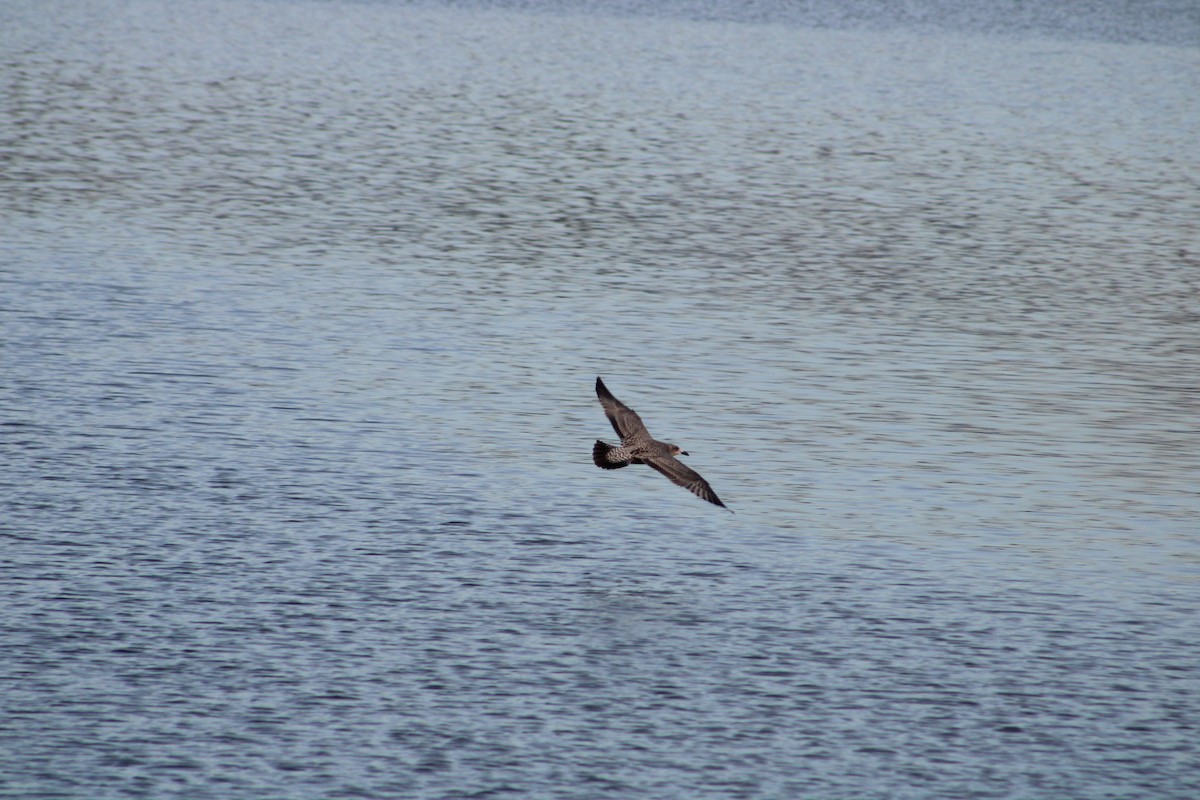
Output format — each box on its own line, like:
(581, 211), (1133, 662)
(2, 1), (1198, 798)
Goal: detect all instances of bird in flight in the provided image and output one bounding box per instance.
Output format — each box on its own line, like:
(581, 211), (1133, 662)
(592, 376), (730, 510)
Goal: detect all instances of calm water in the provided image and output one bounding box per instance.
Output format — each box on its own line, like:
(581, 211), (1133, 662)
(2, 0), (1199, 797)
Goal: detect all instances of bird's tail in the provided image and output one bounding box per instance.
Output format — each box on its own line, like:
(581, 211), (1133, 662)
(593, 440), (631, 470)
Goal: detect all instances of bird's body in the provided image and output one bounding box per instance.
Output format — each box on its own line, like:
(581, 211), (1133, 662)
(592, 376), (729, 510)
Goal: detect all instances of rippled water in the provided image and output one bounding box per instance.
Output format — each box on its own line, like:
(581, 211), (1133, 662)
(3, 1), (1199, 797)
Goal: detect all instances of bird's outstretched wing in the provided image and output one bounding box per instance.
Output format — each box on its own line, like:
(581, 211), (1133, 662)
(595, 377), (652, 445)
(645, 456), (728, 509)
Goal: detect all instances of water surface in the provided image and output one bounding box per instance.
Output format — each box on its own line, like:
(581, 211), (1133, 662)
(2, 1), (1198, 797)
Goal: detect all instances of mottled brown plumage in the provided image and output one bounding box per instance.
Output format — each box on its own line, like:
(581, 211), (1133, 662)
(592, 377), (730, 510)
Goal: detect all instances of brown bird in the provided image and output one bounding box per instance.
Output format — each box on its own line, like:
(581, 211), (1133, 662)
(592, 376), (730, 510)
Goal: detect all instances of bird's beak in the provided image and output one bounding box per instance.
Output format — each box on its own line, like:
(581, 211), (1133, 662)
(681, 451), (690, 456)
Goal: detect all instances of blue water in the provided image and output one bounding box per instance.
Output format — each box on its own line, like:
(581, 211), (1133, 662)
(2, 1), (1198, 797)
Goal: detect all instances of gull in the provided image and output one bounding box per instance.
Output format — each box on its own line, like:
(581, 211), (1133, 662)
(592, 376), (730, 510)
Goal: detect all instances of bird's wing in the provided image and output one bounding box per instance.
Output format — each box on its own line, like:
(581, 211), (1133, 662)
(595, 377), (652, 444)
(645, 456), (728, 509)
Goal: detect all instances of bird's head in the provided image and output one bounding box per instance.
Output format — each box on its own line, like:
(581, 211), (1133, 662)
(669, 444), (689, 457)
